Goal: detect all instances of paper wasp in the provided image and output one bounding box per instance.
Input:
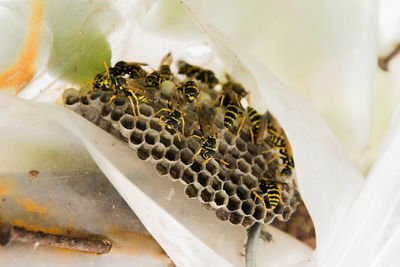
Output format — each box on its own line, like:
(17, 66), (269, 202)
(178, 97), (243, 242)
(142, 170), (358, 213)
(251, 179), (285, 211)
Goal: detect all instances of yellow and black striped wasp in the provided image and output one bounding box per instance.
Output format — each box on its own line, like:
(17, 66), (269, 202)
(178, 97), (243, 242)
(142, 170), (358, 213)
(214, 76), (249, 136)
(177, 60), (218, 89)
(145, 71), (162, 89)
(247, 106), (262, 144)
(251, 178), (285, 211)
(257, 112), (295, 177)
(159, 52), (173, 81)
(152, 98), (186, 142)
(109, 61), (148, 78)
(191, 114), (229, 166)
(176, 80), (200, 103)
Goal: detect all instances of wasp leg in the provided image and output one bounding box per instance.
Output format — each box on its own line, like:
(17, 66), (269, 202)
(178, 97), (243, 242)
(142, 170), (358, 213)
(236, 113), (246, 138)
(109, 94), (117, 104)
(252, 191), (267, 210)
(181, 117), (185, 138)
(202, 158), (210, 165)
(267, 153), (279, 164)
(217, 158), (229, 166)
(190, 134), (203, 140)
(128, 90), (141, 118)
(192, 147), (202, 160)
(250, 127), (255, 144)
(152, 108), (171, 118)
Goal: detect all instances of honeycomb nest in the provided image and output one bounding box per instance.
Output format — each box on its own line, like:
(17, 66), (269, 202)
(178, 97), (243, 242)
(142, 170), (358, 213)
(63, 77), (300, 228)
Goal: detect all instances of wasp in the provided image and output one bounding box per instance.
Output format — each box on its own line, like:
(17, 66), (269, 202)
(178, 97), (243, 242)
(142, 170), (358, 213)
(247, 106), (262, 144)
(257, 114), (295, 177)
(152, 99), (186, 142)
(177, 60), (218, 89)
(145, 71), (162, 88)
(177, 80), (200, 103)
(214, 76), (249, 136)
(251, 179), (285, 211)
(191, 114), (229, 166)
(109, 61), (148, 79)
(159, 52), (173, 81)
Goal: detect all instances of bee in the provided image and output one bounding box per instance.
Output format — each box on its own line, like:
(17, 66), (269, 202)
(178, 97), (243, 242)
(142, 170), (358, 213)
(258, 113), (295, 177)
(247, 106), (262, 144)
(191, 114), (229, 166)
(251, 179), (285, 211)
(159, 52), (173, 80)
(177, 80), (200, 103)
(152, 99), (186, 142)
(145, 71), (162, 88)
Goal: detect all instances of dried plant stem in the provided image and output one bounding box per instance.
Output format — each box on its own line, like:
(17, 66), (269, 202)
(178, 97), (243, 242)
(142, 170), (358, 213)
(0, 223), (112, 254)
(245, 222), (262, 267)
(378, 43), (400, 71)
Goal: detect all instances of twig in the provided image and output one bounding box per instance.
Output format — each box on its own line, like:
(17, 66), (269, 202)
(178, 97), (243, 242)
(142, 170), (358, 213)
(245, 222), (262, 267)
(378, 44), (400, 71)
(0, 223), (112, 254)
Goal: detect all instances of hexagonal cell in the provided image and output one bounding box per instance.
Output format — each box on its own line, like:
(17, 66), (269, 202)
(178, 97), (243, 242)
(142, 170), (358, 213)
(170, 162), (184, 180)
(243, 175), (258, 190)
(139, 104), (154, 117)
(136, 117), (148, 131)
(151, 144), (165, 160)
(80, 96), (89, 105)
(190, 159), (204, 172)
(156, 160), (170, 176)
(237, 185), (250, 201)
(223, 155), (236, 169)
(185, 183), (202, 198)
(262, 169), (276, 180)
(237, 158), (251, 174)
(242, 152), (253, 164)
(223, 180), (237, 196)
(229, 172), (243, 185)
(187, 138), (201, 153)
(241, 216), (256, 228)
(100, 92), (113, 103)
(129, 130), (144, 146)
(217, 169), (228, 181)
(247, 143), (258, 156)
(205, 161), (218, 176)
(181, 168), (196, 184)
(173, 135), (187, 149)
(137, 144), (151, 160)
(211, 177), (223, 191)
(217, 141), (228, 155)
(214, 190), (229, 207)
(272, 203), (283, 215)
(235, 137), (247, 152)
(149, 118), (164, 132)
(200, 187), (215, 203)
(228, 147), (241, 159)
(165, 147), (179, 161)
(120, 114), (135, 130)
(223, 131), (235, 146)
(144, 129), (159, 145)
(264, 211), (275, 224)
(160, 131), (173, 147)
(113, 95), (126, 106)
(197, 171), (212, 187)
(180, 148), (194, 165)
(251, 164), (263, 177)
(227, 196), (241, 212)
(240, 128), (251, 143)
(111, 108), (124, 121)
(89, 91), (102, 101)
(254, 155), (266, 170)
(241, 199), (256, 215)
(229, 212), (244, 225)
(215, 208), (230, 221)
(253, 205), (266, 220)
(101, 104), (112, 117)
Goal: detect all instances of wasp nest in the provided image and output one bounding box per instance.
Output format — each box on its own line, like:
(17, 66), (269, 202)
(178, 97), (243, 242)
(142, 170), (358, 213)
(63, 61), (300, 228)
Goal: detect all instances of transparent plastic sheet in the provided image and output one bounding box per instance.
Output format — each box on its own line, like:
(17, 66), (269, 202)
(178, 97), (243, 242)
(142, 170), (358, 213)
(179, 1), (366, 264)
(0, 94), (313, 266)
(0, 93), (170, 266)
